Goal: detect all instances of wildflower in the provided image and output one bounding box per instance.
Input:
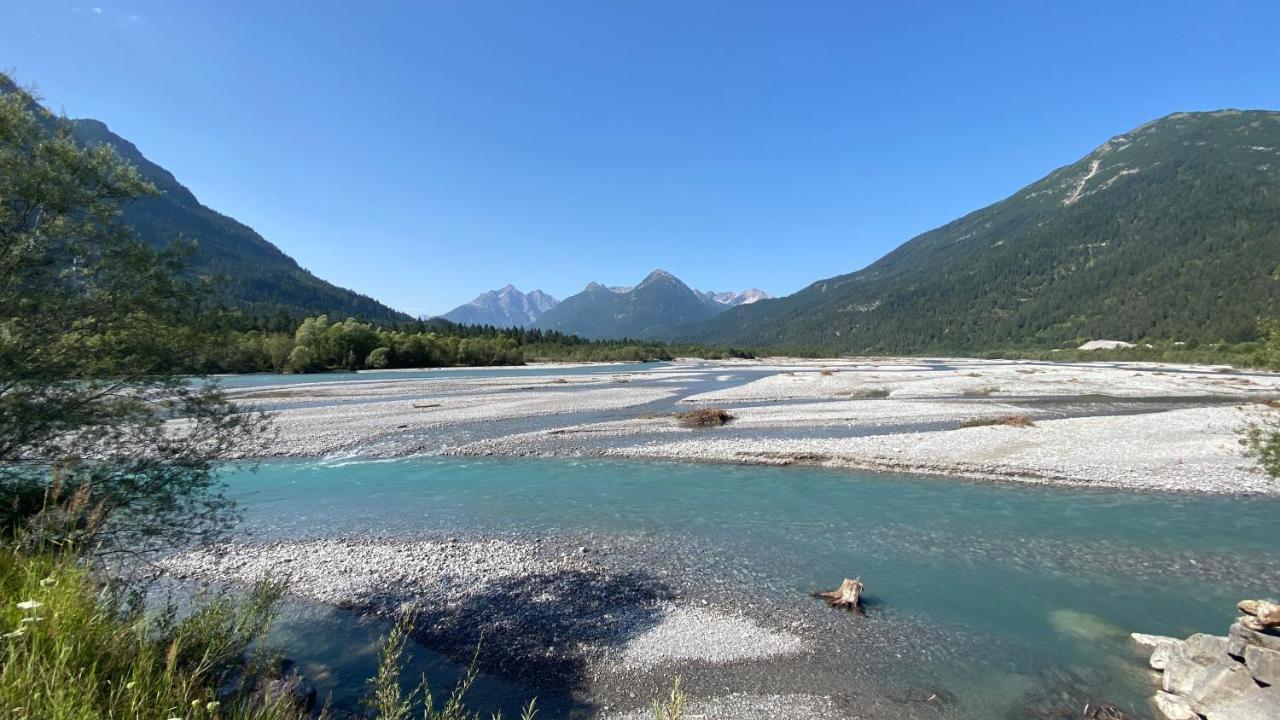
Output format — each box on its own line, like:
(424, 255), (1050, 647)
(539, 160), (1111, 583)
(125, 681), (137, 690)
(206, 701), (220, 711)
(15, 600), (42, 611)
(39, 576), (56, 587)
(2, 627), (25, 639)
(19, 617), (42, 624)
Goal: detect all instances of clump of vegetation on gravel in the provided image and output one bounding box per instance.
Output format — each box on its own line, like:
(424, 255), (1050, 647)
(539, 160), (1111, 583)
(674, 408), (735, 427)
(958, 415), (1036, 429)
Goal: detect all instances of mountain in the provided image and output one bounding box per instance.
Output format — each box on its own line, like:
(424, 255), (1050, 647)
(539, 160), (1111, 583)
(440, 285), (558, 327)
(705, 289), (773, 307)
(1, 75), (409, 324)
(533, 269), (760, 339)
(679, 110), (1280, 352)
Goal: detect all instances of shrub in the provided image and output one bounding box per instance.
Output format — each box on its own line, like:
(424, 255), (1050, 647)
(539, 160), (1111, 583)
(1242, 414), (1280, 479)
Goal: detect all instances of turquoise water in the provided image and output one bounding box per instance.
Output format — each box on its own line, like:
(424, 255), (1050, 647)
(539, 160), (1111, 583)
(222, 458), (1279, 717)
(207, 362), (667, 390)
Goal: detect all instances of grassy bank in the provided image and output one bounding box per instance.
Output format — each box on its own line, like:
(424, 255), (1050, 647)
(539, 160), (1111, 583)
(0, 548), (305, 719)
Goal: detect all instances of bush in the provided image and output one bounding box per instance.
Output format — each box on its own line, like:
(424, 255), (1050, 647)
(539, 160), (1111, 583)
(1242, 414), (1280, 479)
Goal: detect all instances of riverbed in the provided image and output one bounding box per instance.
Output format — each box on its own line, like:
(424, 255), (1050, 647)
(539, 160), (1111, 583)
(164, 456), (1280, 719)
(159, 359), (1280, 718)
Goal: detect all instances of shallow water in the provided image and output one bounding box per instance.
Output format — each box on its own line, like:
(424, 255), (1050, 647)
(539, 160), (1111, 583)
(207, 361), (669, 390)
(220, 456), (1279, 718)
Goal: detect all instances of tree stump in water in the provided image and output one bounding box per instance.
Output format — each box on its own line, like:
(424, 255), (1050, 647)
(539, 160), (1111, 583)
(815, 577), (864, 609)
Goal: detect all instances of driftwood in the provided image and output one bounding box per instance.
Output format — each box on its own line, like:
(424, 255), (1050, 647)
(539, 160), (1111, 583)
(1238, 599), (1280, 631)
(815, 577), (864, 609)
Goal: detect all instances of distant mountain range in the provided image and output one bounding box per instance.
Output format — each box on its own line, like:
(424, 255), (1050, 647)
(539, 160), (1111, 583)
(678, 109), (1280, 352)
(440, 285), (559, 327)
(526, 269), (770, 339)
(1, 74), (409, 324)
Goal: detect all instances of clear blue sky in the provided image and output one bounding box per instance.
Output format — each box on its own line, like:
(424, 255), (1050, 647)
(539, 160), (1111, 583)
(9, 1), (1280, 317)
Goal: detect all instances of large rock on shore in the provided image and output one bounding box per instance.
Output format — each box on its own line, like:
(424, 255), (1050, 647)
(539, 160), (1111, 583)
(1244, 646), (1280, 686)
(1203, 686), (1280, 720)
(1140, 600), (1280, 720)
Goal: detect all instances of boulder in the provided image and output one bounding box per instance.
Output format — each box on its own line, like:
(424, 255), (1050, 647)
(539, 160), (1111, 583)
(1185, 659), (1263, 717)
(1164, 646), (1217, 696)
(1152, 691), (1198, 720)
(1133, 632), (1184, 650)
(1238, 600), (1280, 630)
(1244, 645), (1280, 686)
(1229, 622), (1280, 657)
(1187, 633), (1231, 661)
(1203, 685), (1280, 720)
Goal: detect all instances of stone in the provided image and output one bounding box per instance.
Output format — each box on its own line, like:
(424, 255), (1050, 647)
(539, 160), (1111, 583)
(1164, 646), (1216, 696)
(1186, 659), (1262, 717)
(1152, 691), (1197, 720)
(1133, 632), (1184, 650)
(1239, 599), (1280, 629)
(1187, 633), (1231, 661)
(1229, 622), (1280, 657)
(1203, 685), (1280, 720)
(1152, 642), (1181, 671)
(1244, 645), (1280, 686)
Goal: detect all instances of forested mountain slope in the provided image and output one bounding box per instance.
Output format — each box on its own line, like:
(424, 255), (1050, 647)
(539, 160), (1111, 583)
(2, 75), (409, 324)
(679, 110), (1280, 352)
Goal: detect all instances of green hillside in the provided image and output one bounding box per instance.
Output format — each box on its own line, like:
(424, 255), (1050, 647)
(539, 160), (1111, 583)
(680, 110), (1280, 353)
(1, 75), (409, 324)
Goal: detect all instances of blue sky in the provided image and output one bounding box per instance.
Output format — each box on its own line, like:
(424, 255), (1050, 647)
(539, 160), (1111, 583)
(9, 1), (1280, 316)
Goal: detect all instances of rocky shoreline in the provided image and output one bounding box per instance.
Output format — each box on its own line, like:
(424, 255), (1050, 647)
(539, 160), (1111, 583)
(1132, 600), (1279, 719)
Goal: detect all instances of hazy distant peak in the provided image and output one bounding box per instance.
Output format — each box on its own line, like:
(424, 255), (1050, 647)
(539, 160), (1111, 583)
(440, 284), (559, 328)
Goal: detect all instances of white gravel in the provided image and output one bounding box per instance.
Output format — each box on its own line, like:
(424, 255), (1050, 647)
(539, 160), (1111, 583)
(159, 537), (807, 673)
(231, 358), (1280, 494)
(618, 603), (805, 668)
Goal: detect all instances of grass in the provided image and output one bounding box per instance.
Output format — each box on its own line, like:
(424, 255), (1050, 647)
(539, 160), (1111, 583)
(367, 612), (537, 720)
(957, 414), (1036, 429)
(0, 548), (304, 720)
(674, 408), (734, 427)
(651, 677), (687, 720)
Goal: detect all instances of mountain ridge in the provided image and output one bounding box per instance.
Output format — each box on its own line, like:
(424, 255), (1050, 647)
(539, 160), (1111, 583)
(676, 109), (1280, 352)
(531, 269), (769, 339)
(1, 74), (410, 324)
(440, 285), (559, 327)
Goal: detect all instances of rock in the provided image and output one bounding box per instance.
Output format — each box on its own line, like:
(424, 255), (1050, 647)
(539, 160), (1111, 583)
(1133, 632), (1184, 650)
(1186, 659), (1262, 717)
(1238, 599), (1280, 629)
(1203, 685), (1280, 720)
(1049, 609), (1125, 642)
(1187, 633), (1231, 661)
(1164, 646), (1216, 696)
(1152, 642), (1182, 671)
(1229, 622), (1280, 657)
(256, 659), (317, 713)
(1152, 691), (1198, 720)
(1244, 645), (1280, 686)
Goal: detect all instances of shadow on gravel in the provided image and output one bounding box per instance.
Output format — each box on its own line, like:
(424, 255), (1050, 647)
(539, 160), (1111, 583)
(397, 567), (675, 711)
